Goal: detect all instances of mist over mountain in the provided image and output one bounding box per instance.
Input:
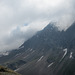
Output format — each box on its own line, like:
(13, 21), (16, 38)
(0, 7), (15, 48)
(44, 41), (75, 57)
(0, 0), (75, 52)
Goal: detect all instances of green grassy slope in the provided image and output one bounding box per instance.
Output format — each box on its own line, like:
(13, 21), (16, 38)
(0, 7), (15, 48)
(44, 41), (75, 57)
(0, 65), (21, 75)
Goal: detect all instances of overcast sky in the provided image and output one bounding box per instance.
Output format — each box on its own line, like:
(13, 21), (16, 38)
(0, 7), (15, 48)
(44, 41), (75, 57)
(0, 0), (75, 52)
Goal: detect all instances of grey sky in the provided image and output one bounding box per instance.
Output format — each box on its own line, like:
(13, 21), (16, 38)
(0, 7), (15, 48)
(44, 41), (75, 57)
(0, 0), (75, 52)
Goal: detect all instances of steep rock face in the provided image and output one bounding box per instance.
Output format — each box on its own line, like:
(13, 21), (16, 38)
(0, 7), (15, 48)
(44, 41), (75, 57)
(0, 22), (75, 75)
(65, 22), (75, 48)
(21, 23), (61, 49)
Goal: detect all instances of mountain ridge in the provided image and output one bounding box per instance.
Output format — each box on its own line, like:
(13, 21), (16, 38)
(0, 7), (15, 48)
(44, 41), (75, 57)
(0, 22), (75, 75)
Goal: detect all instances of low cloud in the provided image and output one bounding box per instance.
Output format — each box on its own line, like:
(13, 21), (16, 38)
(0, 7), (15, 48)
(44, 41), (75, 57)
(0, 0), (75, 52)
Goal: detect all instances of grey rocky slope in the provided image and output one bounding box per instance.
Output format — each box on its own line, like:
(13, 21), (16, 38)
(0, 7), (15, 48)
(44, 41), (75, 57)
(0, 22), (75, 75)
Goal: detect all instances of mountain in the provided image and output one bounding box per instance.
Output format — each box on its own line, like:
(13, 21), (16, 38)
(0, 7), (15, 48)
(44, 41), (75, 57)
(0, 22), (75, 75)
(0, 65), (20, 75)
(64, 22), (75, 48)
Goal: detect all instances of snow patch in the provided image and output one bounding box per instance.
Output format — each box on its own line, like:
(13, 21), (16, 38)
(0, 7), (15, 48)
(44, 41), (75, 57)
(48, 62), (54, 68)
(14, 68), (20, 72)
(63, 48), (67, 58)
(15, 53), (22, 57)
(60, 48), (67, 62)
(0, 51), (9, 57)
(70, 52), (73, 58)
(37, 56), (44, 62)
(30, 49), (33, 51)
(17, 46), (24, 50)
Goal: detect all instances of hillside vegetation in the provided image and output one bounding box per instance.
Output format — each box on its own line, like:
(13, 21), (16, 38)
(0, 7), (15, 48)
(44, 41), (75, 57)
(0, 65), (21, 75)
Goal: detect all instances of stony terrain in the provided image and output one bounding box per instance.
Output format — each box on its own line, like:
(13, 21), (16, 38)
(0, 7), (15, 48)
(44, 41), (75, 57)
(0, 22), (75, 75)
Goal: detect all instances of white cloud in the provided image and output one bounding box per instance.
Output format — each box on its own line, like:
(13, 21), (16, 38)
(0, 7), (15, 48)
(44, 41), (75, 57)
(0, 0), (75, 51)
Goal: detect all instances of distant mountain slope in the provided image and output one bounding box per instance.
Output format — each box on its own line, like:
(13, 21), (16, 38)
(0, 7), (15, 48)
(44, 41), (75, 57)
(0, 22), (75, 75)
(64, 22), (75, 48)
